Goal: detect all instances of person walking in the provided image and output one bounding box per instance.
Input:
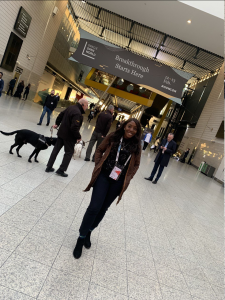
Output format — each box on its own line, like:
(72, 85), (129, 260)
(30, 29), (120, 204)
(0, 72), (4, 97)
(14, 80), (24, 99)
(142, 130), (152, 151)
(46, 98), (88, 177)
(73, 118), (142, 259)
(55, 92), (60, 103)
(37, 90), (58, 126)
(89, 102), (95, 110)
(7, 78), (17, 96)
(87, 110), (94, 123)
(180, 148), (190, 163)
(145, 133), (176, 184)
(150, 136), (160, 153)
(22, 84), (31, 100)
(84, 105), (114, 162)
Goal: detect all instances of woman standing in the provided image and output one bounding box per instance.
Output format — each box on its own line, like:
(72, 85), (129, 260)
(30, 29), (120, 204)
(22, 83), (31, 100)
(73, 118), (141, 259)
(14, 80), (24, 99)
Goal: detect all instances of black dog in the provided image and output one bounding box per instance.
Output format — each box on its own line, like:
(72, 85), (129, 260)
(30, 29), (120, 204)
(0, 129), (57, 163)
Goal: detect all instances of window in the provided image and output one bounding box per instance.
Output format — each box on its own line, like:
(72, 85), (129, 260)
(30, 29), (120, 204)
(1, 32), (23, 72)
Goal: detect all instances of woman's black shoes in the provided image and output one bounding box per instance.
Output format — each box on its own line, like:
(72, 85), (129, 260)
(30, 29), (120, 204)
(73, 237), (85, 259)
(84, 231), (92, 249)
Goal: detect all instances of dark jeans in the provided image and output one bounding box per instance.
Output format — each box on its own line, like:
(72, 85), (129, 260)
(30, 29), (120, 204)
(7, 86), (14, 96)
(85, 131), (104, 160)
(47, 137), (75, 172)
(79, 171), (124, 236)
(143, 141), (149, 150)
(23, 92), (29, 100)
(39, 106), (52, 125)
(150, 154), (164, 181)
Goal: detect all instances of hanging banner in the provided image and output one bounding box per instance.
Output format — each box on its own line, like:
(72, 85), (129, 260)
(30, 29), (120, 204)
(71, 29), (193, 103)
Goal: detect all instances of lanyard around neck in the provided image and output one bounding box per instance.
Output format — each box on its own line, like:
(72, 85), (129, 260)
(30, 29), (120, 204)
(115, 137), (131, 166)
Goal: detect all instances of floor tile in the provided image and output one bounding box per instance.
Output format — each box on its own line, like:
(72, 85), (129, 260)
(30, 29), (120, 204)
(156, 265), (190, 294)
(0, 187), (23, 206)
(0, 202), (11, 216)
(0, 253), (50, 297)
(0, 207), (40, 231)
(127, 271), (162, 300)
(15, 234), (61, 266)
(53, 246), (94, 281)
(37, 268), (89, 300)
(91, 259), (128, 296)
(184, 273), (219, 300)
(87, 283), (128, 300)
(13, 197), (49, 218)
(0, 247), (11, 267)
(0, 222), (28, 251)
(29, 218), (69, 245)
(0, 285), (34, 300)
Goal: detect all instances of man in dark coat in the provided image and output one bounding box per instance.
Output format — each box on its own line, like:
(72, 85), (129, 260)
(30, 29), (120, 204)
(46, 98), (89, 177)
(84, 104), (114, 162)
(0, 72), (4, 97)
(145, 133), (177, 184)
(37, 90), (58, 126)
(7, 78), (17, 96)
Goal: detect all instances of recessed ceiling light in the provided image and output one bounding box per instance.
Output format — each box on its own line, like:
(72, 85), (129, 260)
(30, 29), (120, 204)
(187, 20), (191, 24)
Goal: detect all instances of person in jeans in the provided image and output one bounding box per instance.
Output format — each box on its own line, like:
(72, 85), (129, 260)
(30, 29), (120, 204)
(37, 90), (58, 126)
(142, 130), (152, 151)
(73, 118), (141, 259)
(145, 133), (177, 184)
(7, 78), (17, 96)
(46, 98), (88, 177)
(84, 105), (114, 162)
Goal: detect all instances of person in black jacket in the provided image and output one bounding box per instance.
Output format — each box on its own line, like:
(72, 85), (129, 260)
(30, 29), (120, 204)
(84, 104), (114, 162)
(37, 90), (58, 126)
(7, 78), (17, 96)
(180, 148), (190, 163)
(14, 80), (24, 99)
(46, 98), (89, 177)
(145, 133), (177, 184)
(22, 84), (31, 100)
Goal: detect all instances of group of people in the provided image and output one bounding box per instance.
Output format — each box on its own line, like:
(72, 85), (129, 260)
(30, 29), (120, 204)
(7, 79), (31, 100)
(39, 99), (178, 259)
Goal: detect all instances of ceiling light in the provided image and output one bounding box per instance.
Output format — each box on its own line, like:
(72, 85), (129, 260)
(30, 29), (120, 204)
(187, 20), (191, 24)
(82, 1), (86, 3)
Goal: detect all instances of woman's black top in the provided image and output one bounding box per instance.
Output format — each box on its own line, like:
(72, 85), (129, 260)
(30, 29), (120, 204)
(102, 137), (131, 178)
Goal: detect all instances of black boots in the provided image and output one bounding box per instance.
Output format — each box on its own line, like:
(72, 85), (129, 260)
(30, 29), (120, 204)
(84, 231), (92, 249)
(73, 237), (85, 259)
(73, 232), (92, 259)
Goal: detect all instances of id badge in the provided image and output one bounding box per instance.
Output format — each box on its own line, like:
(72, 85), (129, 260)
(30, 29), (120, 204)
(109, 166), (122, 180)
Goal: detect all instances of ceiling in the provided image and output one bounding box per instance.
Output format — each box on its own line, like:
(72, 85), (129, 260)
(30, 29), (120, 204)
(70, 0), (223, 84)
(89, 0), (224, 56)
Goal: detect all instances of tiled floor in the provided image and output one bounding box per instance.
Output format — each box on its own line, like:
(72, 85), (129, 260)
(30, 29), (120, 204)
(0, 94), (223, 300)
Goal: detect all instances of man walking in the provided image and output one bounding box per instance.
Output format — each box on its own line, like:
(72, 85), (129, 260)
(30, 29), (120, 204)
(37, 90), (58, 126)
(7, 78), (17, 96)
(84, 104), (114, 162)
(145, 133), (176, 184)
(46, 98), (89, 177)
(0, 72), (4, 97)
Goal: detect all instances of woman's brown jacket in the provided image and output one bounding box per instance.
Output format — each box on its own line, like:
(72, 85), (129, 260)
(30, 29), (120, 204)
(84, 133), (141, 204)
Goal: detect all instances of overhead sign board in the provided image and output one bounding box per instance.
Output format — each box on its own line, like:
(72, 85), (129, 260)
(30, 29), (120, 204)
(71, 29), (193, 104)
(14, 7), (32, 38)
